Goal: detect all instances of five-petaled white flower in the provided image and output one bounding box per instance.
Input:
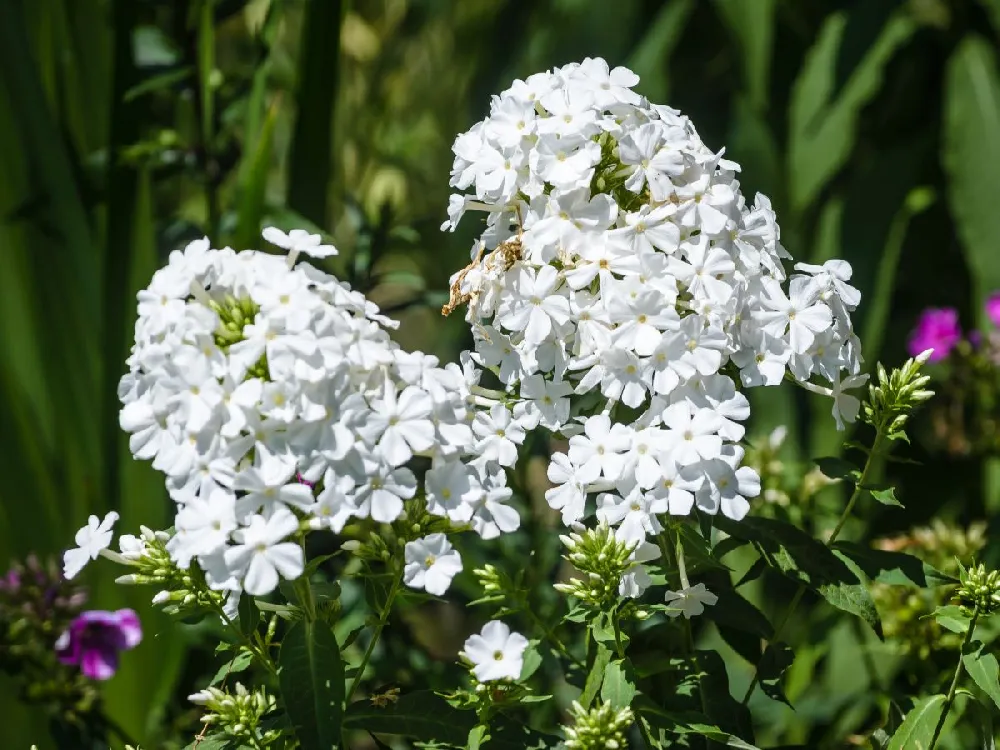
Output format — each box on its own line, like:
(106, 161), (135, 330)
(461, 620), (529, 682)
(64, 511), (120, 579)
(663, 583), (719, 619)
(403, 533), (463, 596)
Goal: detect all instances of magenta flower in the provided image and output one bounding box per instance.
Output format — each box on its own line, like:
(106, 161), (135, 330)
(55, 608), (142, 680)
(908, 308), (961, 362)
(987, 293), (1000, 327)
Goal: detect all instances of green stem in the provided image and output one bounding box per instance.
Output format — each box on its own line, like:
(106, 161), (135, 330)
(347, 568), (403, 703)
(524, 607), (582, 668)
(827, 430), (886, 543)
(215, 603), (277, 678)
(929, 609), (980, 750)
(741, 427), (887, 704)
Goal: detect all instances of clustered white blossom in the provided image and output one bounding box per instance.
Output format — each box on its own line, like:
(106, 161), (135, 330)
(442, 58), (866, 597)
(65, 229), (521, 601)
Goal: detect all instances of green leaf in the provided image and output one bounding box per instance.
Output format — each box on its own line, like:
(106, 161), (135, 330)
(715, 516), (882, 636)
(287, 0), (344, 227)
(815, 456), (859, 481)
(867, 486), (904, 508)
(601, 659), (637, 710)
(963, 640), (1000, 711)
(832, 542), (957, 587)
(238, 593), (260, 636)
(703, 588), (773, 640)
(943, 36), (1000, 329)
(930, 605), (972, 635)
(788, 11), (916, 213)
(467, 724), (488, 750)
(278, 620), (344, 750)
(343, 690), (474, 745)
(519, 640), (543, 681)
(713, 0), (777, 110)
(210, 650), (253, 687)
(639, 707), (760, 749)
(489, 720), (560, 750)
(235, 98), (278, 250)
(182, 734), (230, 750)
(887, 694), (947, 750)
(626, 0), (695, 102)
(676, 523), (730, 573)
(696, 650), (755, 742)
(758, 643), (795, 707)
(978, 0), (1000, 39)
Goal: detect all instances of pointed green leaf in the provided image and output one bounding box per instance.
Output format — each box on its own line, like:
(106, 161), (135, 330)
(963, 641), (1000, 711)
(343, 690), (474, 745)
(278, 620), (344, 750)
(601, 659), (637, 709)
(788, 11), (915, 212)
(580, 641), (611, 709)
(696, 650), (755, 742)
(715, 516), (882, 636)
(832, 542), (957, 587)
(758, 643), (795, 707)
(210, 651), (253, 687)
(930, 605), (972, 635)
(943, 36), (1000, 328)
(703, 587), (774, 639)
(815, 456), (860, 481)
(887, 694), (947, 750)
(868, 486), (904, 507)
(626, 0), (695, 102)
(713, 0), (776, 110)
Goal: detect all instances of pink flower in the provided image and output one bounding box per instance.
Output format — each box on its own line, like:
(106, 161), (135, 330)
(986, 293), (1000, 327)
(908, 308), (961, 362)
(55, 608), (142, 680)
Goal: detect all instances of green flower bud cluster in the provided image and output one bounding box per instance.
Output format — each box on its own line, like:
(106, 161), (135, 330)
(589, 132), (646, 213)
(872, 521), (985, 659)
(346, 500), (453, 564)
(471, 563), (512, 606)
(189, 682), (281, 747)
(956, 561), (1000, 616)
(562, 700), (634, 750)
(208, 295), (269, 379)
(210, 295), (260, 349)
(554, 525), (637, 608)
(862, 351), (934, 439)
(114, 530), (224, 615)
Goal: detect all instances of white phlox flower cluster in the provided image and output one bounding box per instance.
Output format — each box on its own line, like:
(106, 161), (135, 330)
(443, 58), (866, 596)
(77, 229), (521, 599)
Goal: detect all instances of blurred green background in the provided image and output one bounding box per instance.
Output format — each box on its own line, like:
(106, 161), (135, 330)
(4, 0), (1000, 746)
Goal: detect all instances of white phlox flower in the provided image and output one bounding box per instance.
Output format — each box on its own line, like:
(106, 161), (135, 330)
(663, 583), (719, 619)
(63, 511), (120, 579)
(109, 230), (525, 599)
(403, 533), (463, 596)
(461, 620), (530, 682)
(442, 57), (865, 551)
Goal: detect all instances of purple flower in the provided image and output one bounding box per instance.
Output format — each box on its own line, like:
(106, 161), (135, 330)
(55, 608), (142, 680)
(908, 307), (961, 362)
(987, 293), (1000, 327)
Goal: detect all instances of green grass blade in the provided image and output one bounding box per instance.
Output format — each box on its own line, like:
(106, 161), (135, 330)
(788, 11), (915, 214)
(942, 34), (1000, 515)
(287, 0), (344, 227)
(943, 35), (1000, 327)
(626, 0), (695, 103)
(712, 0), (777, 111)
